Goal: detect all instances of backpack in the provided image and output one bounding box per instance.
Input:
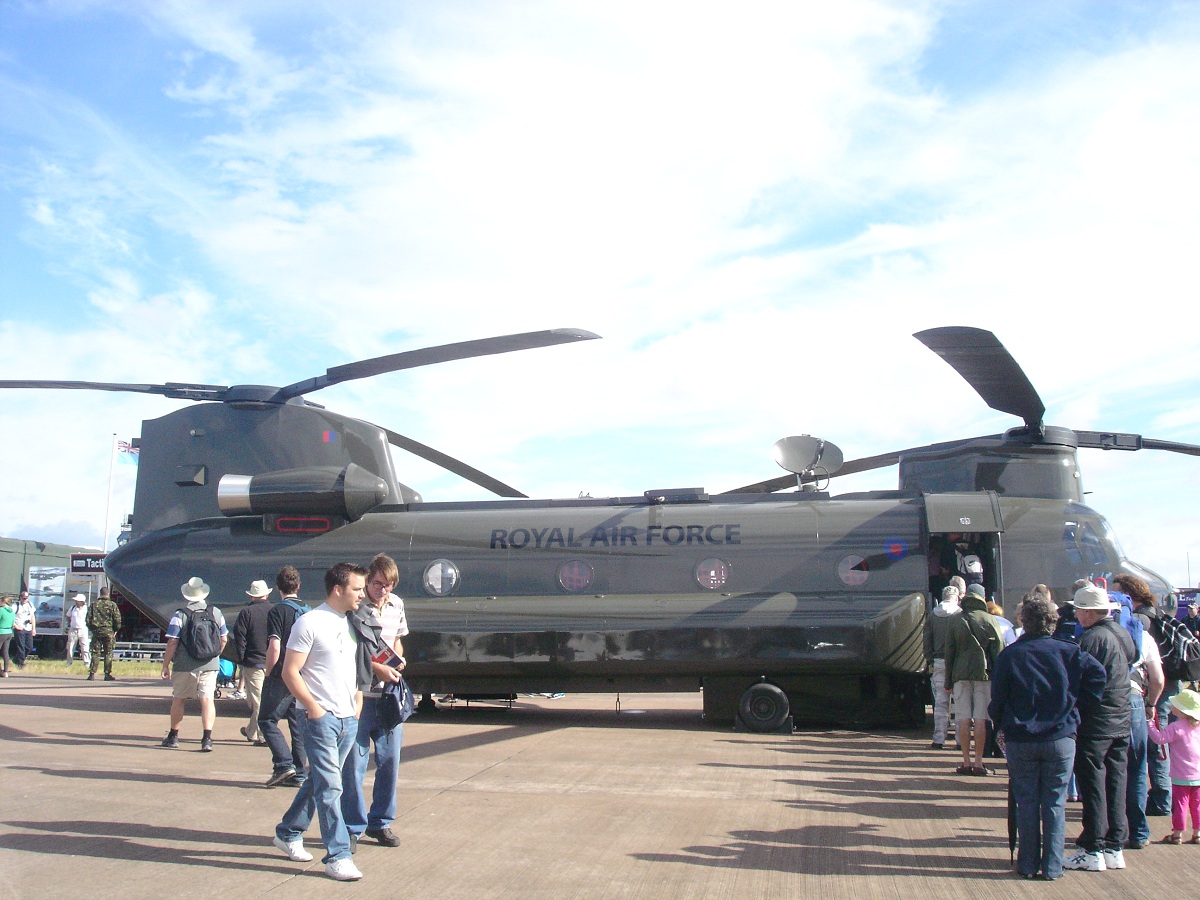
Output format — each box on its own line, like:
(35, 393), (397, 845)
(177, 606), (223, 662)
(1148, 609), (1200, 682)
(278, 598), (310, 619)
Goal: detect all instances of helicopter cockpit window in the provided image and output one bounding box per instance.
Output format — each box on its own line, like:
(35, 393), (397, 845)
(1080, 522), (1108, 566)
(423, 559), (460, 597)
(1063, 521), (1108, 567)
(1062, 522), (1084, 565)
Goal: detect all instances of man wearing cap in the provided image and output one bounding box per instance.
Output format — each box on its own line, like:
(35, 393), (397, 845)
(160, 577), (228, 752)
(1064, 583), (1139, 872)
(1183, 602), (1200, 640)
(943, 582), (1004, 775)
(65, 594), (91, 668)
(924, 584), (962, 750)
(233, 579), (274, 746)
(86, 587), (122, 681)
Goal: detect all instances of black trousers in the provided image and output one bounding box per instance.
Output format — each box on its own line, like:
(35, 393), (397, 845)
(1075, 733), (1130, 852)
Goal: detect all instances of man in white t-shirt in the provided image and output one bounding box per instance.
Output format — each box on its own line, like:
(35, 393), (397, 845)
(273, 562), (366, 882)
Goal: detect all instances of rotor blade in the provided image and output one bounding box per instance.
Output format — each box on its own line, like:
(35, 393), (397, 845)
(274, 328), (602, 401)
(914, 326), (1045, 431)
(0, 379), (230, 401)
(1075, 430), (1200, 457)
(382, 427), (528, 499)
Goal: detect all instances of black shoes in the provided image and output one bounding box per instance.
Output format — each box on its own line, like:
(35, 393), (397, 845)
(266, 767), (297, 787)
(365, 827), (401, 847)
(200, 736), (213, 752)
(104, 674), (116, 681)
(162, 732), (180, 749)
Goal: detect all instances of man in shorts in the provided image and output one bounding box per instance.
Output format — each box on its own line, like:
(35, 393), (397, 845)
(159, 576), (228, 752)
(944, 582), (1005, 776)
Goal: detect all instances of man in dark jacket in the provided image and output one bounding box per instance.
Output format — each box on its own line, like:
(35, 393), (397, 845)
(1064, 583), (1139, 873)
(233, 579), (274, 745)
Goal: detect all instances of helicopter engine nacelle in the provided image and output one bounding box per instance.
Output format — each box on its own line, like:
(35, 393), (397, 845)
(217, 464), (389, 522)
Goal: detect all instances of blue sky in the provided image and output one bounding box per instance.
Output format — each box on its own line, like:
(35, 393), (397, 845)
(2, 0), (1199, 588)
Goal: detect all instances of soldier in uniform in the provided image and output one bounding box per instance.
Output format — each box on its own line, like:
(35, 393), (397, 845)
(87, 587), (123, 681)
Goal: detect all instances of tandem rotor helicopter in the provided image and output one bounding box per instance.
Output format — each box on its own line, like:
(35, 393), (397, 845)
(3, 326), (1197, 730)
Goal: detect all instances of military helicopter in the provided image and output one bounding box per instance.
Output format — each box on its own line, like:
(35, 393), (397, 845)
(3, 326), (1197, 731)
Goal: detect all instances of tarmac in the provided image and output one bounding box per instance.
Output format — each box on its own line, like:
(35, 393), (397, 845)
(0, 673), (1185, 899)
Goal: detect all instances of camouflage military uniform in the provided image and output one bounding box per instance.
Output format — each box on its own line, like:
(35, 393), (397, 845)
(87, 594), (123, 679)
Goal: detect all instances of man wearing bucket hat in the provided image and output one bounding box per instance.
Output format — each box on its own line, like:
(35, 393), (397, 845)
(160, 576), (228, 752)
(233, 579), (274, 746)
(1064, 583), (1139, 873)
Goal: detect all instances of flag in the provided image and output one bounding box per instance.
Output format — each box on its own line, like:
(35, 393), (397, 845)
(117, 439), (139, 466)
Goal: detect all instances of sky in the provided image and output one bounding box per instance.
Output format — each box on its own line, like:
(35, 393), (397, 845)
(1, 0), (1199, 589)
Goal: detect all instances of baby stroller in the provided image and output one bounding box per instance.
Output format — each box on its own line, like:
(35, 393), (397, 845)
(214, 657), (238, 698)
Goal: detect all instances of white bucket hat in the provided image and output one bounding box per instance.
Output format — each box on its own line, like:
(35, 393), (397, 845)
(181, 576), (210, 602)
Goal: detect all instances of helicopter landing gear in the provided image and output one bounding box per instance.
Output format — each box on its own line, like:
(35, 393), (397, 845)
(737, 682), (792, 733)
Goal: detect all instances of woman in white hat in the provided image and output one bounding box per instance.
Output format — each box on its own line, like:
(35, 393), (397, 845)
(1148, 688), (1200, 844)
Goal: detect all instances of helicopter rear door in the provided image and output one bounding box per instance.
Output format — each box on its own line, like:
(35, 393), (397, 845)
(924, 491), (1006, 607)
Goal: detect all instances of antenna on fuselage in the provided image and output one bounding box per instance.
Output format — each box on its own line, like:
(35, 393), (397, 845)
(773, 435), (844, 492)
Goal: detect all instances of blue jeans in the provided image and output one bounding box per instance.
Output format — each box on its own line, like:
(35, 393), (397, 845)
(1007, 737), (1074, 879)
(1148, 680), (1181, 816)
(259, 675), (308, 777)
(275, 711), (359, 863)
(1126, 694), (1150, 844)
(342, 694), (404, 834)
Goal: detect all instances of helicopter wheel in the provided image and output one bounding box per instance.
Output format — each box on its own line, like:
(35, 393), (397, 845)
(738, 682), (790, 733)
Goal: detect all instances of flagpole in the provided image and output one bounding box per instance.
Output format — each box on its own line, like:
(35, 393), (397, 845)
(104, 433), (117, 551)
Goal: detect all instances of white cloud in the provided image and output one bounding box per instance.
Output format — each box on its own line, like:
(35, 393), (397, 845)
(2, 1), (1199, 587)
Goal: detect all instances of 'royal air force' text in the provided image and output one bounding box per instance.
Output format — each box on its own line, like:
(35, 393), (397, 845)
(490, 524), (743, 550)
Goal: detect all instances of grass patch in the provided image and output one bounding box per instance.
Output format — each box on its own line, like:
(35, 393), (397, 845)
(16, 658), (162, 677)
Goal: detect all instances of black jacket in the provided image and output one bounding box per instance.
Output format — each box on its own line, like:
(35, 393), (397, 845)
(233, 600), (273, 668)
(1077, 617), (1138, 739)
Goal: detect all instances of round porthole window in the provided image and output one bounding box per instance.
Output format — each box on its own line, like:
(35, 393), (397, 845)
(557, 560), (594, 592)
(695, 558), (731, 590)
(423, 559), (460, 596)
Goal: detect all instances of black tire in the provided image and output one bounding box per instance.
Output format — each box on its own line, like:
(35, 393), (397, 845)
(738, 682), (790, 732)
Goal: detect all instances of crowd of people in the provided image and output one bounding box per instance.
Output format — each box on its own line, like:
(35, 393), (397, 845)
(927, 573), (1200, 881)
(157, 555), (412, 882)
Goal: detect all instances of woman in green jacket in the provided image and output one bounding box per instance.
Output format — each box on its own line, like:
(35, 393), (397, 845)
(0, 596), (15, 677)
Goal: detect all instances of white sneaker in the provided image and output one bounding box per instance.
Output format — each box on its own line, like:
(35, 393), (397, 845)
(1101, 848), (1126, 870)
(1063, 849), (1106, 872)
(273, 835), (313, 862)
(325, 857), (363, 881)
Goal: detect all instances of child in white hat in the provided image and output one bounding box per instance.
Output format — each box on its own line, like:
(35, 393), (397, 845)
(1149, 688), (1200, 844)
